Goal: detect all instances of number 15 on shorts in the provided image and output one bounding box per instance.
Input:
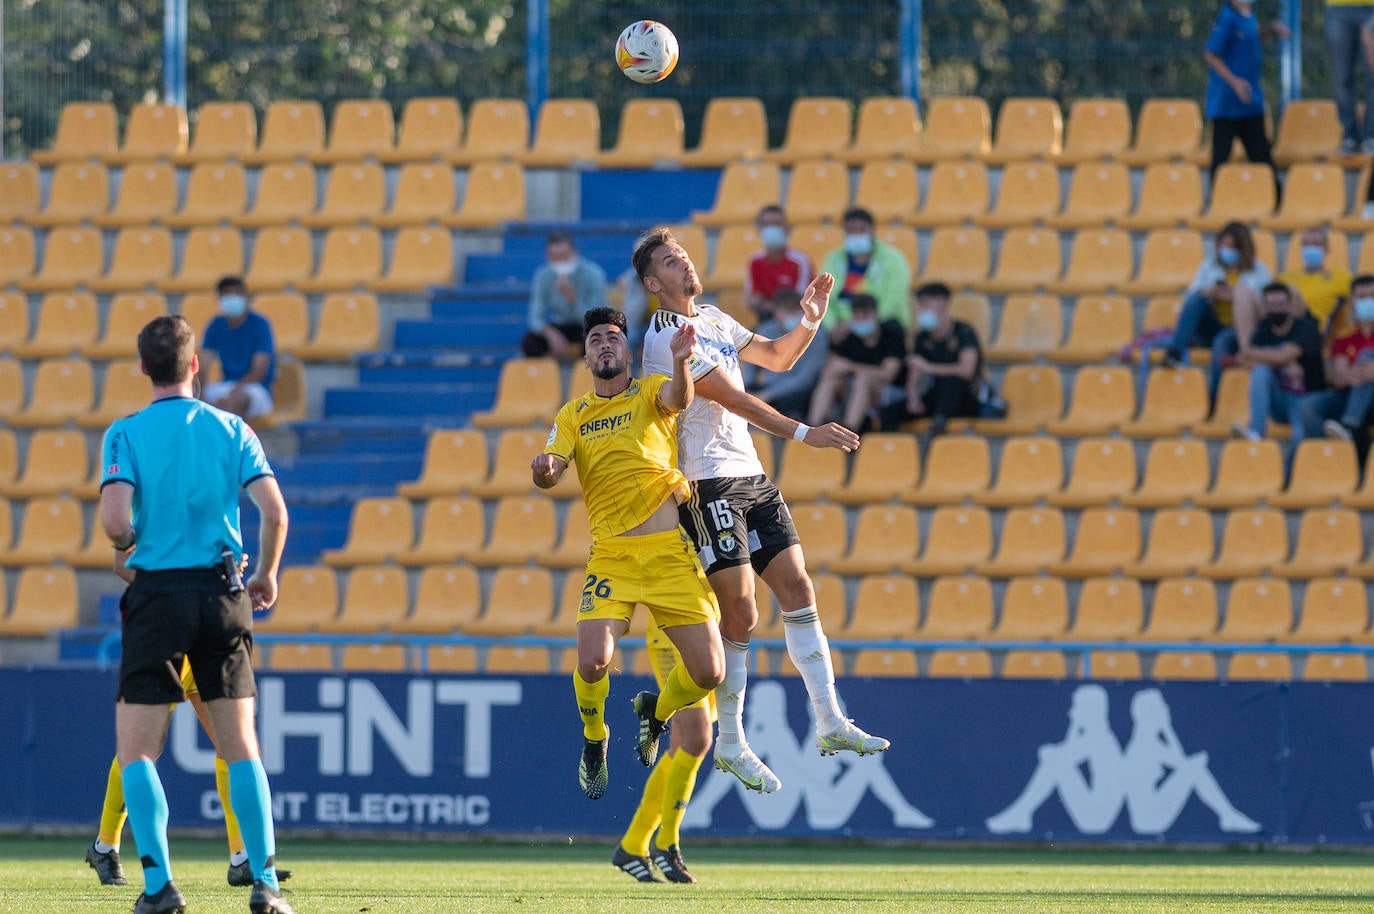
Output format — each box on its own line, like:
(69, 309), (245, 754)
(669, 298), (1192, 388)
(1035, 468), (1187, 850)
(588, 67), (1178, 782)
(579, 574), (612, 613)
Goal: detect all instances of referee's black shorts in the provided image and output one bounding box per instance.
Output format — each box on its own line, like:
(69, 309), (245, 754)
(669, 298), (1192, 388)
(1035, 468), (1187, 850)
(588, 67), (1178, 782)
(119, 568), (256, 704)
(678, 474), (801, 577)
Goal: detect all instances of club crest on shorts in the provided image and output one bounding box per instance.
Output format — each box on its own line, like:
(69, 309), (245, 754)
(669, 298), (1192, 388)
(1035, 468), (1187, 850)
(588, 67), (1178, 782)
(717, 530), (736, 554)
(579, 590), (594, 613)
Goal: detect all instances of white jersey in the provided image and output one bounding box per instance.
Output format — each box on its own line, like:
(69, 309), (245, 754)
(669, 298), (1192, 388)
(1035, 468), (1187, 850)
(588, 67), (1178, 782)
(642, 303), (768, 481)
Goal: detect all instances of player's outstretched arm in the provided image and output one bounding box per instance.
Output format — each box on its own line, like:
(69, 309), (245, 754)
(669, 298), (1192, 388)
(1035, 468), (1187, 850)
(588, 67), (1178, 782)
(742, 272), (834, 373)
(659, 322), (698, 412)
(695, 369), (859, 452)
(532, 453), (569, 489)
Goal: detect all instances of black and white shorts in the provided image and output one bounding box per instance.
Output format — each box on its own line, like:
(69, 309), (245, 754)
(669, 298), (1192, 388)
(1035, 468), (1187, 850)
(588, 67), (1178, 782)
(678, 475), (801, 576)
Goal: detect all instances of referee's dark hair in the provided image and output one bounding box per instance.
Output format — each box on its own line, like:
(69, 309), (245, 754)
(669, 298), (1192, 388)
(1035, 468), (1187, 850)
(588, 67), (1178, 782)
(583, 307), (627, 341)
(632, 226), (677, 281)
(138, 315), (197, 386)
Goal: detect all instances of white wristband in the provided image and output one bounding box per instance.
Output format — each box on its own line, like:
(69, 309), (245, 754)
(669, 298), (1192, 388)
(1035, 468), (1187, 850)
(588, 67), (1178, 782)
(800, 315), (821, 331)
(793, 423), (811, 442)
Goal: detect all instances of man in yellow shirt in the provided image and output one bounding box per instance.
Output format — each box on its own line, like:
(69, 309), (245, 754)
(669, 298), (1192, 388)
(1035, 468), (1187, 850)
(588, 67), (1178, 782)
(1278, 226), (1352, 337)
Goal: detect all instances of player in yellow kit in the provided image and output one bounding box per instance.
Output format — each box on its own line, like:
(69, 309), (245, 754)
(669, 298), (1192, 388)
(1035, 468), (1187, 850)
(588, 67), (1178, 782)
(531, 307), (725, 877)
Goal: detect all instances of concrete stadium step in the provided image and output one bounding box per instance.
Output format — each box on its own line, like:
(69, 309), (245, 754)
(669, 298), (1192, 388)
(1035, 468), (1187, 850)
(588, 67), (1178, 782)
(322, 382), (495, 419)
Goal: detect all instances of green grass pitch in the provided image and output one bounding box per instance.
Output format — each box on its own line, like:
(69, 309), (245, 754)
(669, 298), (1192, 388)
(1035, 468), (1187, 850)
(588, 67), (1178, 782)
(4, 835), (1374, 913)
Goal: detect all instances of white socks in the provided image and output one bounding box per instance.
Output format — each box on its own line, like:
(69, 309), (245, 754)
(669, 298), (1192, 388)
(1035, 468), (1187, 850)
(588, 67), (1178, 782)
(94, 840), (116, 854)
(715, 637), (749, 747)
(782, 604), (843, 729)
(229, 850), (249, 866)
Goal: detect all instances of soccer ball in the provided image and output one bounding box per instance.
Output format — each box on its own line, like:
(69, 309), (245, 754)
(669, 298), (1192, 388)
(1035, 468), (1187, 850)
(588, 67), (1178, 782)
(615, 20), (679, 84)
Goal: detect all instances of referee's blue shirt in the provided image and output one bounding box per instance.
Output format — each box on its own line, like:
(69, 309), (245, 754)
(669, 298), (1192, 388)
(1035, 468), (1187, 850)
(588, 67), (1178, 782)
(100, 396), (274, 571)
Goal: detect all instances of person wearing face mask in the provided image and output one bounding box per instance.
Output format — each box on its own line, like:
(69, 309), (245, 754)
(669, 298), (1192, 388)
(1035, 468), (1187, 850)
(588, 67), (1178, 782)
(200, 276), (277, 420)
(1233, 283), (1338, 468)
(523, 231), (609, 359)
(883, 281), (983, 436)
(1162, 221), (1271, 401)
(1323, 274), (1374, 446)
(806, 294), (906, 433)
(1277, 226), (1352, 338)
(745, 289), (829, 422)
(818, 207), (912, 332)
(746, 205), (812, 322)
(1203, 0), (1286, 195)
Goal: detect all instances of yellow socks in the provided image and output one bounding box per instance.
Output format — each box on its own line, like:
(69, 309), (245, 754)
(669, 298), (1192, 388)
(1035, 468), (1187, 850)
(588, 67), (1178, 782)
(655, 664), (709, 722)
(573, 669), (610, 741)
(658, 749), (703, 848)
(96, 757), (127, 848)
(216, 756), (245, 857)
(620, 753), (671, 856)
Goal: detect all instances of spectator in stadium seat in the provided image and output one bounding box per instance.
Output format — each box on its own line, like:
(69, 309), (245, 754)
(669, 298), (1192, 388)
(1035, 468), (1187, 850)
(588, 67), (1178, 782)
(882, 281), (983, 435)
(1233, 282), (1338, 465)
(1203, 0), (1287, 193)
(744, 288), (828, 423)
(523, 231), (608, 358)
(1277, 226), (1353, 339)
(201, 276), (276, 420)
(1323, 273), (1374, 449)
(806, 293), (905, 433)
(1162, 221), (1272, 402)
(746, 204), (813, 322)
(1332, 0), (1374, 154)
(819, 207), (912, 333)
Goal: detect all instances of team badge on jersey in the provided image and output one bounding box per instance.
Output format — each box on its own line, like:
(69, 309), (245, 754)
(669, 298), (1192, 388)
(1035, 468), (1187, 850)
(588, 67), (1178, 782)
(717, 530), (736, 554)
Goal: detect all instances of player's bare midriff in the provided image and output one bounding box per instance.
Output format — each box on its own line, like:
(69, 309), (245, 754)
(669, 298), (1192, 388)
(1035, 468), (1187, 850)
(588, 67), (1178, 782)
(622, 496), (681, 537)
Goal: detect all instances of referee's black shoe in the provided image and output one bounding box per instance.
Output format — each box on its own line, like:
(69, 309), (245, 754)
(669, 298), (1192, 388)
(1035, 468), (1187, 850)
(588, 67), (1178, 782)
(612, 845), (665, 883)
(228, 861), (293, 887)
(249, 879), (295, 914)
(132, 881), (186, 914)
(86, 841), (128, 885)
(632, 691), (669, 767)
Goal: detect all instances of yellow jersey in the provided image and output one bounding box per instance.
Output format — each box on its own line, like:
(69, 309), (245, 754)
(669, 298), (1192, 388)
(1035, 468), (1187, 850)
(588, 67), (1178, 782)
(545, 374), (689, 541)
(1279, 267), (1351, 330)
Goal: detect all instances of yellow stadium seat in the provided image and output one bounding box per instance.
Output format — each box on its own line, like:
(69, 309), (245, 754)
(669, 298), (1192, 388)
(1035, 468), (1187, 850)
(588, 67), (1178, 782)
(1153, 651), (1218, 681)
(1071, 577), (1145, 640)
(471, 358), (562, 429)
(422, 644), (479, 673)
(692, 161), (781, 228)
(976, 227), (1060, 294)
(1270, 439), (1358, 509)
(485, 645), (556, 675)
(701, 224), (760, 291)
(977, 506), (1065, 577)
(832, 433), (919, 505)
(854, 160), (920, 224)
(373, 226), (454, 293)
(922, 576), (994, 639)
(14, 292), (98, 359)
(1271, 99), (1342, 166)
(1203, 509), (1289, 580)
(1346, 449), (1374, 510)
(918, 227), (990, 289)
(774, 439), (847, 503)
(266, 644), (334, 672)
(381, 97), (462, 163)
(445, 162), (526, 228)
(986, 295), (1063, 361)
(788, 502), (847, 571)
(598, 99), (683, 168)
(845, 96), (921, 163)
(1288, 578), (1367, 642)
(1190, 163), (1276, 230)
(1119, 229), (1205, 296)
(912, 96), (991, 163)
(1046, 229), (1134, 297)
(851, 649), (918, 677)
(474, 496), (558, 567)
(903, 506), (993, 577)
(1276, 509), (1361, 579)
(28, 162), (109, 228)
(846, 575), (920, 639)
(90, 227), (173, 293)
(681, 97), (768, 167)
(161, 227), (244, 294)
(1121, 438), (1208, 508)
(832, 506), (920, 575)
(0, 566), (78, 636)
(397, 430), (489, 499)
(95, 162), (177, 228)
(1003, 650), (1068, 680)
(0, 434), (15, 490)
(902, 435), (991, 506)
(340, 643), (408, 672)
(0, 430), (86, 499)
(162, 161), (248, 229)
(257, 566), (339, 632)
(1217, 577), (1293, 641)
(175, 101), (256, 164)
(321, 497), (414, 567)
(1303, 653), (1367, 681)
(0, 360), (19, 416)
(300, 226), (383, 293)
(395, 565), (481, 634)
(373, 163), (456, 228)
(1045, 162), (1131, 230)
(991, 576), (1069, 640)
(81, 293), (162, 360)
(1047, 437), (1136, 508)
(948, 292), (991, 341)
(1227, 653), (1292, 681)
(32, 102), (117, 165)
(249, 293), (308, 357)
(983, 97), (1063, 163)
(975, 162), (1059, 229)
(325, 565), (409, 633)
(1056, 98), (1131, 164)
(1086, 650), (1144, 679)
(519, 99), (600, 167)
(1119, 98), (1203, 166)
(107, 103), (187, 165)
(766, 96), (853, 165)
(1119, 162), (1204, 230)
(234, 163), (317, 229)
(975, 436), (1063, 508)
(974, 364), (1064, 437)
(244, 227), (313, 291)
(398, 496), (485, 567)
(785, 222), (842, 272)
(1142, 578), (1219, 641)
(547, 499), (593, 570)
(927, 649), (993, 678)
(299, 292), (382, 360)
(469, 567), (554, 636)
(313, 99), (395, 164)
(303, 163), (386, 228)
(9, 357), (94, 427)
(1193, 369), (1255, 442)
(1124, 507), (1214, 579)
(0, 162), (39, 224)
(78, 358), (148, 430)
(1052, 507), (1142, 578)
(908, 160), (989, 228)
(448, 98), (529, 165)
(1121, 363), (1208, 439)
(1260, 163), (1345, 231)
(0, 497), (82, 565)
(472, 429), (559, 499)
(785, 159), (851, 225)
(242, 100), (326, 164)
(1051, 295), (1133, 364)
(1045, 365), (1134, 436)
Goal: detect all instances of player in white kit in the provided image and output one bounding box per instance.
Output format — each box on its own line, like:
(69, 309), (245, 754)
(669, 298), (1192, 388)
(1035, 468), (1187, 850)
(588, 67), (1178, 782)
(638, 227), (890, 794)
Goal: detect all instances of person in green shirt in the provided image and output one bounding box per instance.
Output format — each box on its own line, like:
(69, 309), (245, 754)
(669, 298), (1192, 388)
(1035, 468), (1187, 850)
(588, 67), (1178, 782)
(819, 207), (912, 332)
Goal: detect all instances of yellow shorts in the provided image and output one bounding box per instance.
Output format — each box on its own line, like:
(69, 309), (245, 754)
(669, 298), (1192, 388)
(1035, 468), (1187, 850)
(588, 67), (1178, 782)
(579, 527), (719, 631)
(646, 620), (717, 718)
(180, 656), (199, 696)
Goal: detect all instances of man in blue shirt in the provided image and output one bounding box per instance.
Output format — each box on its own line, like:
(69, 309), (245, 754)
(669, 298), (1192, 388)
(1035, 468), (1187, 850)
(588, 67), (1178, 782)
(100, 314), (294, 914)
(202, 276), (277, 420)
(1203, 0), (1288, 193)
(522, 232), (609, 358)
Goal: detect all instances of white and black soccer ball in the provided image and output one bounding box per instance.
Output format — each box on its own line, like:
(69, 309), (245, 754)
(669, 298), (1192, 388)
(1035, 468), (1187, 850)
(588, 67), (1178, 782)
(615, 20), (680, 84)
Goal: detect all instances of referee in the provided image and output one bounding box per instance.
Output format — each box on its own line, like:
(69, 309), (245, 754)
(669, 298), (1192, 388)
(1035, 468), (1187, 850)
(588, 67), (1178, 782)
(99, 315), (294, 914)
